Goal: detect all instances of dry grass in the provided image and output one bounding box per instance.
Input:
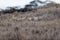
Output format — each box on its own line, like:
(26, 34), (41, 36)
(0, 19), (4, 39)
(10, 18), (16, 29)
(0, 3), (60, 40)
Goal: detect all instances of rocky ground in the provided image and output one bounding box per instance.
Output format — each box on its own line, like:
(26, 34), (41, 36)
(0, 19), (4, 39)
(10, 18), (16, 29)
(0, 3), (60, 40)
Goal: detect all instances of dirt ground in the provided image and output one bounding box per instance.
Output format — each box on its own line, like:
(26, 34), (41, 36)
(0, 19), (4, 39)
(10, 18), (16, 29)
(0, 3), (60, 40)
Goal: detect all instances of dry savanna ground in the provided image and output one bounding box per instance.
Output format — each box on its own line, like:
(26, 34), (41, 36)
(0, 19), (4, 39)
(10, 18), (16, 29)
(0, 3), (60, 40)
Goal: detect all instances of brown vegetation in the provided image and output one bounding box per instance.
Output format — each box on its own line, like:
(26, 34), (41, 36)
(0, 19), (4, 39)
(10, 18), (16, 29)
(0, 3), (60, 40)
